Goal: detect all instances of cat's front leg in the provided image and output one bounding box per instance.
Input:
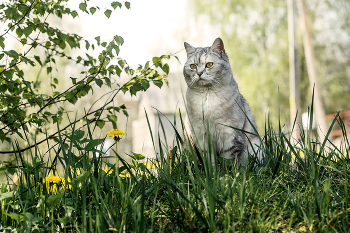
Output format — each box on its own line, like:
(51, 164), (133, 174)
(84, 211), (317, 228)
(220, 131), (246, 164)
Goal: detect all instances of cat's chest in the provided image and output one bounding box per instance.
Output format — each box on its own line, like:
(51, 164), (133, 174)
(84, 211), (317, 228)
(186, 90), (231, 121)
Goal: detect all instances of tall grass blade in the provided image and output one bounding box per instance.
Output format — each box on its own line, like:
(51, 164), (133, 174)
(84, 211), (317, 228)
(307, 86), (315, 149)
(144, 107), (156, 151)
(156, 111), (169, 149)
(152, 107), (184, 145)
(320, 111), (340, 154)
(55, 116), (73, 180)
(164, 179), (209, 229)
(337, 116), (350, 150)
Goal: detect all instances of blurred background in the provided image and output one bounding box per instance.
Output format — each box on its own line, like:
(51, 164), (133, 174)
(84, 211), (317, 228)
(2, 0), (350, 159)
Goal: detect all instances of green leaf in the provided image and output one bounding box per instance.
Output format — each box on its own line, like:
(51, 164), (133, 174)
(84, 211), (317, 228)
(79, 2), (87, 12)
(95, 36), (100, 45)
(95, 78), (103, 87)
(107, 114), (118, 129)
(18, 4), (29, 14)
(4, 70), (13, 80)
(70, 77), (77, 84)
(108, 115), (118, 123)
(104, 9), (112, 18)
(115, 65), (122, 76)
(53, 78), (58, 84)
(34, 55), (42, 66)
(45, 41), (51, 48)
(46, 192), (63, 207)
(73, 130), (85, 141)
(47, 67), (52, 74)
(129, 152), (145, 160)
(16, 28), (23, 38)
(122, 110), (128, 117)
(5, 213), (25, 221)
(111, 1), (122, 9)
(161, 63), (169, 75)
(104, 77), (111, 87)
(164, 78), (169, 87)
(153, 80), (163, 89)
(144, 61), (150, 70)
(23, 26), (33, 37)
(5, 50), (19, 58)
(85, 40), (90, 50)
(89, 7), (96, 15)
(58, 216), (71, 225)
(2, 71), (12, 80)
(70, 172), (89, 188)
(0, 191), (14, 201)
(0, 37), (4, 49)
(97, 120), (105, 129)
(125, 1), (131, 9)
(84, 139), (104, 151)
(111, 43), (120, 55)
(0, 84), (7, 93)
(71, 11), (78, 18)
(174, 55), (181, 64)
(152, 57), (159, 66)
(141, 79), (150, 90)
(114, 35), (124, 46)
(118, 60), (126, 68)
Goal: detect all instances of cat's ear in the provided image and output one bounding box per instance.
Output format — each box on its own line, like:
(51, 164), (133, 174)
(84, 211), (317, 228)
(211, 38), (226, 57)
(184, 42), (196, 58)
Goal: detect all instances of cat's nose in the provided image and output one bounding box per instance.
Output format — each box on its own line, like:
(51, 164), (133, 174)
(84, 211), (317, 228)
(197, 72), (203, 77)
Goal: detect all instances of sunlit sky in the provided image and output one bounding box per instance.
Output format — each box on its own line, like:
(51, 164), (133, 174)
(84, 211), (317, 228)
(3, 0), (219, 75)
(71, 0), (218, 72)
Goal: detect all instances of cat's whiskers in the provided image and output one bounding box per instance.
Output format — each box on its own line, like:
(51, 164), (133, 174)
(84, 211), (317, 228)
(188, 77), (196, 88)
(206, 74), (220, 89)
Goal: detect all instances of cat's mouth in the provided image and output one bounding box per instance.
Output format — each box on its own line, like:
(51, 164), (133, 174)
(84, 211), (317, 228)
(197, 78), (211, 86)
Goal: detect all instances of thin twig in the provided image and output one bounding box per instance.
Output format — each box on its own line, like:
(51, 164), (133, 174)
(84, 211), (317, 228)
(0, 1), (37, 38)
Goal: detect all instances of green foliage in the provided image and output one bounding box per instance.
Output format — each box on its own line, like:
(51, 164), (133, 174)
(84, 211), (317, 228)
(0, 0), (174, 153)
(0, 104), (349, 232)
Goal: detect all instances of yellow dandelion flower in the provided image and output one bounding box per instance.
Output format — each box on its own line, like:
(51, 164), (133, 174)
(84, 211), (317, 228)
(43, 175), (71, 194)
(145, 161), (159, 170)
(106, 129), (126, 137)
(106, 129), (126, 171)
(43, 175), (62, 183)
(106, 129), (126, 142)
(103, 166), (113, 176)
(43, 175), (63, 194)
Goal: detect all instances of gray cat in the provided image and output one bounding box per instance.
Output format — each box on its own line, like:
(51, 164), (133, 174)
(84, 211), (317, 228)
(183, 38), (262, 165)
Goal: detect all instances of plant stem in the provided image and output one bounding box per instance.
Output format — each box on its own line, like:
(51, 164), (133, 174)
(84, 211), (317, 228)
(115, 142), (118, 177)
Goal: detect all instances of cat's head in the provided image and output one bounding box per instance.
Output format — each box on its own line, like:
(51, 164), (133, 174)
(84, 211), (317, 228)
(183, 38), (231, 89)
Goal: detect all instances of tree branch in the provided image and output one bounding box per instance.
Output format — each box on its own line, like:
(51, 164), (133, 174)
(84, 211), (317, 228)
(0, 83), (125, 154)
(0, 1), (37, 38)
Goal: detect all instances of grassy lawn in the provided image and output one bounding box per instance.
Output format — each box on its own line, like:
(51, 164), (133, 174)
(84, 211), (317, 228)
(0, 113), (349, 232)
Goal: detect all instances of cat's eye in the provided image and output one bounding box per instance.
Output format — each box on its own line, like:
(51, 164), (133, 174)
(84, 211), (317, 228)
(206, 62), (213, 68)
(190, 64), (196, 69)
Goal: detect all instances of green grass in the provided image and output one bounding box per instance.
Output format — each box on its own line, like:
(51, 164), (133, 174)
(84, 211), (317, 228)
(0, 107), (350, 232)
